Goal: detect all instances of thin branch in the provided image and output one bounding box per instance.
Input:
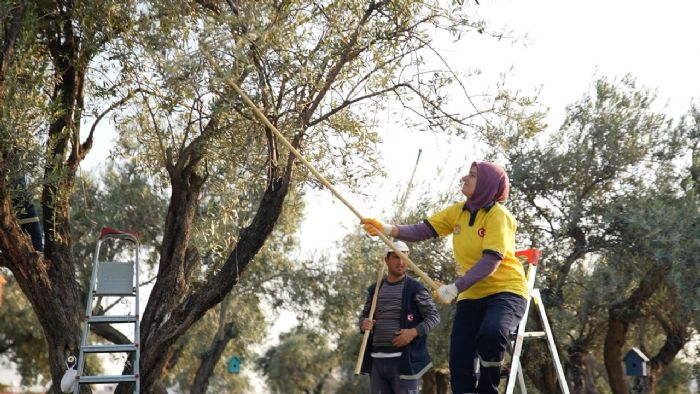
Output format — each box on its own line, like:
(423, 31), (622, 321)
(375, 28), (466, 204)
(416, 35), (496, 130)
(403, 83), (489, 124)
(81, 88), (146, 160)
(308, 83), (410, 127)
(137, 87), (170, 169)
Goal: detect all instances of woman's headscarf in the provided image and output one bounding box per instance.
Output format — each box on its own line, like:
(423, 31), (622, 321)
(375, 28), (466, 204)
(466, 161), (509, 212)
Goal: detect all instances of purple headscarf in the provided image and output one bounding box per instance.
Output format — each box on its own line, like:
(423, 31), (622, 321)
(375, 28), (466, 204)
(466, 161), (509, 212)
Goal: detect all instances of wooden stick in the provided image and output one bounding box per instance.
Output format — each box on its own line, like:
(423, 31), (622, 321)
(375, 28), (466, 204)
(354, 258), (387, 375)
(354, 149), (423, 375)
(224, 80), (438, 290)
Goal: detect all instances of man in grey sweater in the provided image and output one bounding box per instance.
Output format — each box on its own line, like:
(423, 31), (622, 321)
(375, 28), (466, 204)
(359, 241), (441, 394)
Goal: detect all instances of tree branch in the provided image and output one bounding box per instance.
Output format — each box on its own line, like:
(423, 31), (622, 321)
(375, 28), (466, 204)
(308, 83), (410, 127)
(81, 88), (146, 160)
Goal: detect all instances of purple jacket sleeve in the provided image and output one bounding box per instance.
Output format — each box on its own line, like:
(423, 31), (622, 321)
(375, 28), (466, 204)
(453, 251), (502, 292)
(395, 221), (438, 242)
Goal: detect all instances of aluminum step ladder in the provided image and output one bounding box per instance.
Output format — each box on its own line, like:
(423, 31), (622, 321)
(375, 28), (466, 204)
(505, 248), (570, 394)
(75, 227), (141, 393)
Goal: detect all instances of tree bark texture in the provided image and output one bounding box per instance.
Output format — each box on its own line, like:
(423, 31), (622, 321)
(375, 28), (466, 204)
(604, 314), (629, 394)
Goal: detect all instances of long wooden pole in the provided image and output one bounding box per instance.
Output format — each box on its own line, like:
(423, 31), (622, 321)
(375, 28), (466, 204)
(394, 149), (422, 224)
(354, 149), (422, 375)
(224, 79), (437, 290)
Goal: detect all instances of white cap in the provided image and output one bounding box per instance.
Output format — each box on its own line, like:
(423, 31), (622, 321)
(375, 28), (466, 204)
(386, 240), (409, 254)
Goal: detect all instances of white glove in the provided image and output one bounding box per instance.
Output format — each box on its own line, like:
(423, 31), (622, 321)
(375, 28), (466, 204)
(433, 283), (459, 304)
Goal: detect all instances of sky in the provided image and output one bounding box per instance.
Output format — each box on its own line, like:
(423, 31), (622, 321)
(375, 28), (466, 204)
(298, 0), (700, 259)
(4, 0), (700, 391)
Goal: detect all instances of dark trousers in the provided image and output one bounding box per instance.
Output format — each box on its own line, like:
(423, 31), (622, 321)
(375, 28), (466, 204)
(449, 292), (526, 394)
(370, 357), (420, 394)
(19, 203), (43, 252)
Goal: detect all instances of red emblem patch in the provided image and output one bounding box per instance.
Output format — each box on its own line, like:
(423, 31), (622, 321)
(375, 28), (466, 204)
(478, 228), (486, 237)
(407, 313), (415, 322)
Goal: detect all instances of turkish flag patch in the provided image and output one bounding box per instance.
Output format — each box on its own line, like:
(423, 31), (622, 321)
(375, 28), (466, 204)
(478, 228), (486, 237)
(407, 313), (415, 322)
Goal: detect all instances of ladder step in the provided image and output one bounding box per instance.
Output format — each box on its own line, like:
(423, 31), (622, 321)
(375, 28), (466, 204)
(93, 290), (136, 297)
(87, 315), (137, 323)
(81, 344), (137, 353)
(523, 331), (546, 338)
(78, 374), (137, 384)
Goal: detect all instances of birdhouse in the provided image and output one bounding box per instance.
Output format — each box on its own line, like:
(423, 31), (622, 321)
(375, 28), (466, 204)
(0, 274), (6, 307)
(227, 355), (241, 374)
(624, 347), (649, 376)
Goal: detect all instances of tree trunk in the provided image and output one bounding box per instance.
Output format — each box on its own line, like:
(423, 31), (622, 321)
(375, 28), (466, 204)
(435, 369), (450, 394)
(191, 322), (236, 394)
(421, 369), (450, 394)
(421, 369), (437, 394)
(568, 346), (589, 394)
(604, 310), (629, 394)
(191, 293), (237, 393)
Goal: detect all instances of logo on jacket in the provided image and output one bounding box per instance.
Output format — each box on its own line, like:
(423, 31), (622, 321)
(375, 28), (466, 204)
(407, 313), (415, 322)
(478, 228), (485, 237)
(453, 225), (461, 235)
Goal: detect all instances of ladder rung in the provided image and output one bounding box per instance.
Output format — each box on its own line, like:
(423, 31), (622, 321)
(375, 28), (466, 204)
(93, 290), (136, 297)
(523, 331), (546, 338)
(81, 344), (137, 353)
(87, 315), (138, 323)
(78, 374), (137, 384)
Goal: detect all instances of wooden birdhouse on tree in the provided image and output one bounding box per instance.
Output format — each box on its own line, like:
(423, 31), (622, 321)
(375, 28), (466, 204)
(0, 274), (6, 307)
(624, 347), (649, 376)
(227, 355), (241, 374)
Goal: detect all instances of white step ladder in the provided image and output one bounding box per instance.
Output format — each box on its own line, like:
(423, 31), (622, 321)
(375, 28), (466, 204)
(505, 249), (570, 394)
(75, 227), (141, 393)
